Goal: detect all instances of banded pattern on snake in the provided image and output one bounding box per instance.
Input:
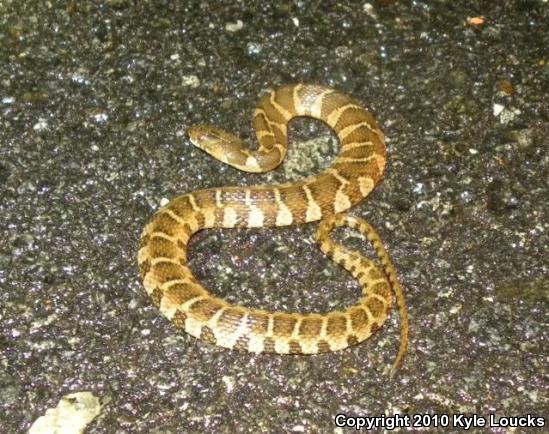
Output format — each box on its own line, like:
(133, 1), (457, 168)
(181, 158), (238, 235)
(138, 84), (408, 372)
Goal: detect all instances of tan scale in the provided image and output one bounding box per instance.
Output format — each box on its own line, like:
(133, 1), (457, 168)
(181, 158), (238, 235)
(139, 84), (409, 373)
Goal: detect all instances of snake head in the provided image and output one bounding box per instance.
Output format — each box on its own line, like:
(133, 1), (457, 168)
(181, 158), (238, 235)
(187, 125), (224, 153)
(187, 125), (245, 166)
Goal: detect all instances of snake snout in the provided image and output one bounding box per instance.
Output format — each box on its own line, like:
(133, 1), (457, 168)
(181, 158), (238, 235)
(187, 126), (209, 146)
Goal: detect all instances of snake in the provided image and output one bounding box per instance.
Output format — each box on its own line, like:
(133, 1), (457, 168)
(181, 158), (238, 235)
(138, 84), (409, 372)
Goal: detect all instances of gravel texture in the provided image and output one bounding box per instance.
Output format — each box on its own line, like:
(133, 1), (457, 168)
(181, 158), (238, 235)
(1, 1), (548, 433)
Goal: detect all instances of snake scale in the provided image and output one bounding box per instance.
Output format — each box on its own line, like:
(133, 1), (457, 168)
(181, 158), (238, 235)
(138, 84), (409, 372)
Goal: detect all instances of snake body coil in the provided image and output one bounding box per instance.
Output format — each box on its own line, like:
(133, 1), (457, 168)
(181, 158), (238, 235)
(138, 84), (408, 371)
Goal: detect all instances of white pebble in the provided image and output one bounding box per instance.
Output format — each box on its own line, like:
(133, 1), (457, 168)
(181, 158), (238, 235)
(493, 103), (504, 116)
(225, 19), (243, 32)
